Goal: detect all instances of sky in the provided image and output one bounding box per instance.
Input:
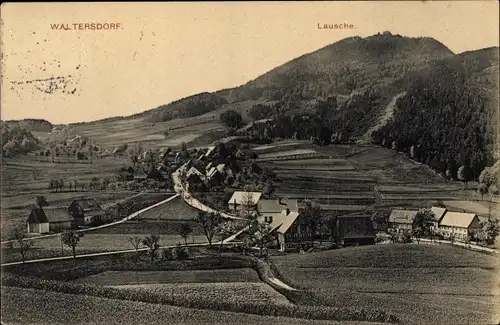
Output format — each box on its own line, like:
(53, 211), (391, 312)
(1, 1), (499, 124)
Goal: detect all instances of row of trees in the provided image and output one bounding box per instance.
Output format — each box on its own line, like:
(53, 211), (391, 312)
(48, 177), (116, 193)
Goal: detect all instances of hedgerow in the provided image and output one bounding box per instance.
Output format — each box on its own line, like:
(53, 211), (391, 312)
(1, 272), (399, 323)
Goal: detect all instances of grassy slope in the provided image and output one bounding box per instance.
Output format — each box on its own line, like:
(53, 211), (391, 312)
(262, 143), (490, 214)
(271, 244), (500, 324)
(2, 286), (385, 325)
(74, 268), (261, 285)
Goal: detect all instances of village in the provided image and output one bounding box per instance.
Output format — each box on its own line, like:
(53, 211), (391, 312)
(20, 139), (499, 256)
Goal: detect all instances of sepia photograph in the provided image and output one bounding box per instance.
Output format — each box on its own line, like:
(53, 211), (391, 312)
(1, 2), (499, 324)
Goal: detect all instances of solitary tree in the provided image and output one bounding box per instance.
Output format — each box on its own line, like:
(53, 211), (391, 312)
(371, 211), (389, 232)
(61, 230), (84, 259)
(35, 196), (48, 209)
(142, 234), (160, 261)
(196, 211), (222, 247)
(129, 236), (142, 253)
(478, 183), (488, 201)
(301, 199), (323, 243)
(246, 221), (273, 257)
(12, 226), (33, 263)
(178, 222), (193, 246)
(457, 165), (473, 189)
(412, 208), (436, 241)
(217, 221), (239, 251)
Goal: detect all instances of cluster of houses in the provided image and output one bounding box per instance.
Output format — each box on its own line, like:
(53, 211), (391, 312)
(26, 198), (105, 234)
(388, 206), (488, 241)
(228, 190), (376, 250)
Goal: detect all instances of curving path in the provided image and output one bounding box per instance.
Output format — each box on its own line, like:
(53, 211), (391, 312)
(172, 165), (243, 220)
(1, 194), (180, 245)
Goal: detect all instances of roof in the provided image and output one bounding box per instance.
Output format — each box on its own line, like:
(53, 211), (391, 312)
(430, 207), (447, 221)
(27, 208), (49, 224)
(440, 212), (478, 228)
(228, 191), (262, 206)
(277, 211), (300, 234)
(389, 209), (418, 224)
(187, 167), (205, 178)
(204, 146), (216, 157)
(71, 198), (102, 212)
(27, 207), (72, 224)
(207, 167), (220, 178)
(205, 162), (213, 171)
(338, 216), (376, 239)
(43, 207), (73, 223)
(258, 199), (299, 214)
(258, 210), (300, 234)
(216, 164), (226, 172)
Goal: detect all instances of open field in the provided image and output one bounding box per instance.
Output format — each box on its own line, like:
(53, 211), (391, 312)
(109, 282), (292, 306)
(25, 233), (210, 252)
(1, 286), (385, 325)
(259, 144), (492, 215)
(271, 244), (500, 324)
(75, 269), (261, 285)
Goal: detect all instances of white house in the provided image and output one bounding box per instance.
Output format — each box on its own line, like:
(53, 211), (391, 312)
(228, 191), (262, 212)
(438, 212), (482, 241)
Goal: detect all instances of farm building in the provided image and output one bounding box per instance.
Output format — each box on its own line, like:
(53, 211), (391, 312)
(228, 191), (262, 212)
(206, 164), (226, 184)
(68, 198), (105, 226)
(438, 212), (482, 241)
(430, 206), (447, 231)
(186, 167), (205, 184)
(257, 198), (299, 224)
(257, 208), (301, 251)
(388, 209), (418, 233)
(335, 216), (376, 246)
(27, 207), (73, 233)
(26, 209), (49, 233)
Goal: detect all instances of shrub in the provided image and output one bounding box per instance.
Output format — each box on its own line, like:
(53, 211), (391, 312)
(171, 244), (190, 260)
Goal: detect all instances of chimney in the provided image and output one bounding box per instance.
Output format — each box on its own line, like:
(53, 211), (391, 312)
(286, 208), (290, 215)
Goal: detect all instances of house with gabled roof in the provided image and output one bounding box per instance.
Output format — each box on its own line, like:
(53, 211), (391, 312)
(27, 207), (73, 233)
(257, 198), (299, 223)
(186, 166), (205, 184)
(438, 211), (482, 241)
(388, 209), (418, 233)
(68, 198), (104, 226)
(228, 191), (262, 212)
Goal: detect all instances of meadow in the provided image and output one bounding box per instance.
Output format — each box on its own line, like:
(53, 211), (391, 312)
(271, 244), (500, 324)
(1, 286), (387, 325)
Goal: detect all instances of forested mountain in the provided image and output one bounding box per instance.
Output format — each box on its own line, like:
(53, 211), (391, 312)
(227, 32), (453, 101)
(372, 47), (499, 179)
